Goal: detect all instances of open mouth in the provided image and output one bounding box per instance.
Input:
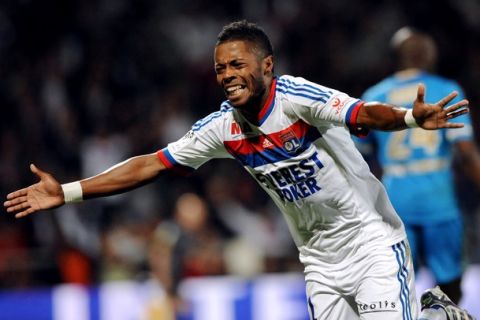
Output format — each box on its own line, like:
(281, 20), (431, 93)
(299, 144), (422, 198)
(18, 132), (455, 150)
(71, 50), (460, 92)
(225, 84), (246, 98)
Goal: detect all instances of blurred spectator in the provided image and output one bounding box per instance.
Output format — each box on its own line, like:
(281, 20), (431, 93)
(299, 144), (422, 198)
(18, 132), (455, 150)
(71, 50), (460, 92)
(100, 221), (153, 282)
(206, 172), (299, 277)
(170, 193), (225, 284)
(0, 223), (31, 288)
(145, 221), (182, 320)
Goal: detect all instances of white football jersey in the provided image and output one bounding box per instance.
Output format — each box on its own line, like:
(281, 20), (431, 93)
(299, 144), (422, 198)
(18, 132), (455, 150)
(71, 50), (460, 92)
(157, 75), (405, 264)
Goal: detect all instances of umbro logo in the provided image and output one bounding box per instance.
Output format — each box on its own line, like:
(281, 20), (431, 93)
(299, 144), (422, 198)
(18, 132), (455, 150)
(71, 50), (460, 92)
(231, 122), (242, 135)
(231, 121), (254, 136)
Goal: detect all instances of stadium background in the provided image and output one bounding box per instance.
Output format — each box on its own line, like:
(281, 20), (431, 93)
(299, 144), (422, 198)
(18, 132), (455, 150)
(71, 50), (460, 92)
(0, 0), (479, 319)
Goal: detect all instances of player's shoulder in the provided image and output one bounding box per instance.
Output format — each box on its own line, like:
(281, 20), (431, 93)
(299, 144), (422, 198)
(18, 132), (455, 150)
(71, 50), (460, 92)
(277, 75), (334, 91)
(423, 73), (463, 91)
(414, 72), (466, 101)
(275, 74), (336, 103)
(191, 101), (234, 133)
(276, 75), (306, 93)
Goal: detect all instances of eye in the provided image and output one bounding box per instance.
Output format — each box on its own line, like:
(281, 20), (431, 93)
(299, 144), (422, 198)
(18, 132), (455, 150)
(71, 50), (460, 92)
(233, 62), (245, 69)
(215, 66), (225, 74)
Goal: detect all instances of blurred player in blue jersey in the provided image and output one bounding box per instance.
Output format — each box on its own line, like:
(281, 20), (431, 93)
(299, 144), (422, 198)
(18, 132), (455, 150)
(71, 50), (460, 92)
(5, 21), (476, 319)
(355, 26), (480, 304)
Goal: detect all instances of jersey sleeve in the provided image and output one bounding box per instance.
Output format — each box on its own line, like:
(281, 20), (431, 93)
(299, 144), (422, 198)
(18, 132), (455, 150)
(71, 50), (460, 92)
(157, 123), (232, 172)
(280, 76), (367, 136)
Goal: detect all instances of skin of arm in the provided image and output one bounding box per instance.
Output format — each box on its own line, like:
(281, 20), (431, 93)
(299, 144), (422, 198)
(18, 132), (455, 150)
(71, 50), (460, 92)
(81, 153), (166, 199)
(355, 84), (469, 131)
(4, 153), (166, 218)
(2, 85), (469, 218)
(357, 102), (408, 131)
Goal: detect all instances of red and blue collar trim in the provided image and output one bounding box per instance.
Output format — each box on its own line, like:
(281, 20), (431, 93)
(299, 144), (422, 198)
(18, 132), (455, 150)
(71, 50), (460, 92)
(257, 78), (277, 125)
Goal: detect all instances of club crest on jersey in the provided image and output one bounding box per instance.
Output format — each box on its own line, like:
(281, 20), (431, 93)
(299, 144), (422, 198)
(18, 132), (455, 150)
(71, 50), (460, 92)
(280, 130), (300, 153)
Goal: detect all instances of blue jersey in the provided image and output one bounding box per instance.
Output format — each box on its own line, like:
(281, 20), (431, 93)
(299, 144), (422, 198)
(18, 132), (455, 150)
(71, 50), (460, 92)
(355, 69), (473, 224)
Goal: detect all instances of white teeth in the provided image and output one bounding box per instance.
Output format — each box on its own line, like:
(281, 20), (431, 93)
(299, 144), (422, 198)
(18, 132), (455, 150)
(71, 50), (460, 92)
(227, 85), (243, 93)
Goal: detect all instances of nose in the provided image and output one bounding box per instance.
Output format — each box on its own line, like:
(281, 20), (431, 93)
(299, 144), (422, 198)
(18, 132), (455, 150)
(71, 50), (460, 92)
(223, 75), (235, 86)
(223, 66), (236, 82)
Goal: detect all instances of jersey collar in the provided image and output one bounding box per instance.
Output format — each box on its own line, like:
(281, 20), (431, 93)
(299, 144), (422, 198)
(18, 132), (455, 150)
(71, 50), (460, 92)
(257, 77), (277, 125)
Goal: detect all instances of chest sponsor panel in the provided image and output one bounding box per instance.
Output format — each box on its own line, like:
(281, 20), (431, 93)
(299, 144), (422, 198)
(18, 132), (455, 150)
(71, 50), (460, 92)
(254, 151), (324, 202)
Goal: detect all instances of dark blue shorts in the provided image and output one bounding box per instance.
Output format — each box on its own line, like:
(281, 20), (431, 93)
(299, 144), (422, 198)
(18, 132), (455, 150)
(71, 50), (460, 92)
(405, 218), (463, 283)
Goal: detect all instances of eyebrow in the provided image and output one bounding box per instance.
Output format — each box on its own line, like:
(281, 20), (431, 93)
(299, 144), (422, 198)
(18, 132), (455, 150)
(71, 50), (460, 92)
(215, 58), (245, 66)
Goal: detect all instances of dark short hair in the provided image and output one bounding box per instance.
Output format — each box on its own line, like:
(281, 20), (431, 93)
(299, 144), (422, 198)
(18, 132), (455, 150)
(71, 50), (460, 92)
(216, 20), (273, 58)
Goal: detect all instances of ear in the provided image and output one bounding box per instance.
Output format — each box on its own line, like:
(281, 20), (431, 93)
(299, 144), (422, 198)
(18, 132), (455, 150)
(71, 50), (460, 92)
(263, 55), (274, 75)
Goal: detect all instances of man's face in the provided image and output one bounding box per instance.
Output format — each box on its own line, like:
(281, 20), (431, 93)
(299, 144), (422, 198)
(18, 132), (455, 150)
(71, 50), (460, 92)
(214, 40), (272, 109)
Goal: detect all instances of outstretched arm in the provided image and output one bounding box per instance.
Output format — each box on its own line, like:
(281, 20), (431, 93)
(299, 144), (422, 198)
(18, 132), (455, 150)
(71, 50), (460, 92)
(356, 84), (469, 131)
(4, 153), (166, 218)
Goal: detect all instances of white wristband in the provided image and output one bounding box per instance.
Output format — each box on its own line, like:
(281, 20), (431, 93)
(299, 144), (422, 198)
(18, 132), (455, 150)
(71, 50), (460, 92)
(404, 109), (419, 128)
(61, 181), (83, 203)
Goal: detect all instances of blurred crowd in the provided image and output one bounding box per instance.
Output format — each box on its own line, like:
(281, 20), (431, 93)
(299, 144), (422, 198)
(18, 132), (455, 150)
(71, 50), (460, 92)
(0, 0), (479, 305)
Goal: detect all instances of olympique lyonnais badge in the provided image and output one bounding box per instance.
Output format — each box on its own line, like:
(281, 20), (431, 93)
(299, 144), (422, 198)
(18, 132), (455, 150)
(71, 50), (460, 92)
(280, 130), (300, 153)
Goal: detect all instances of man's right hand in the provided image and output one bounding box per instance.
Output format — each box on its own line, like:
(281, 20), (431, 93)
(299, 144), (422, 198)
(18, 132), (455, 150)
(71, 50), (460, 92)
(4, 164), (64, 218)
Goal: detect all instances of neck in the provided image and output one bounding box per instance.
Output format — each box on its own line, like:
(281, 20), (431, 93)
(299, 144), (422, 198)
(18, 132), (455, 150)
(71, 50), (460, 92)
(239, 94), (265, 123)
(395, 68), (423, 79)
(239, 76), (275, 125)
